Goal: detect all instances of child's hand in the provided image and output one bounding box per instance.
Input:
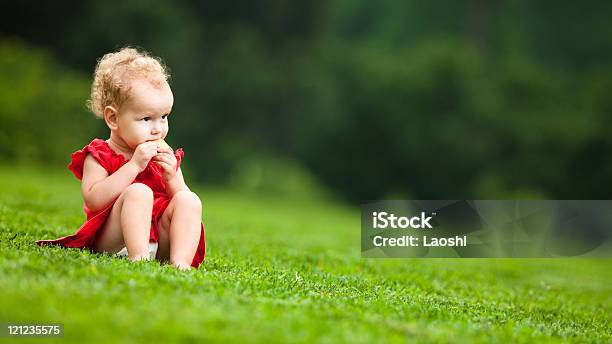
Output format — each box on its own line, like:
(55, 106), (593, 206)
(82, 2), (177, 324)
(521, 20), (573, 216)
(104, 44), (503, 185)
(131, 142), (159, 172)
(153, 146), (178, 182)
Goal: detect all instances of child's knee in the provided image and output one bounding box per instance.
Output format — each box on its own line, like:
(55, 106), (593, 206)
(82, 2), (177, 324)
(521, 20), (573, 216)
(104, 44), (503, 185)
(173, 190), (201, 211)
(123, 183), (154, 203)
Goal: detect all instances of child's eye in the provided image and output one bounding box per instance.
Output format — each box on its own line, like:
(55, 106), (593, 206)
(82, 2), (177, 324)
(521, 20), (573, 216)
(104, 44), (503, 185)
(142, 117), (150, 122)
(162, 115), (168, 120)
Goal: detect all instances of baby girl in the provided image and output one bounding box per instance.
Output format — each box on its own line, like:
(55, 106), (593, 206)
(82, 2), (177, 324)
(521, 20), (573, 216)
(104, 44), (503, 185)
(37, 47), (206, 270)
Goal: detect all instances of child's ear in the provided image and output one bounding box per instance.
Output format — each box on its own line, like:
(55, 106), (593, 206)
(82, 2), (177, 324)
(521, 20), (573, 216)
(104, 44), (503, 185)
(103, 105), (119, 130)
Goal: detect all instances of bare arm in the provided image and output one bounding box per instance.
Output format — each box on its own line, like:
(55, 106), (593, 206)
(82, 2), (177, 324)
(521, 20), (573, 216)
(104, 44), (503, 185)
(81, 141), (159, 212)
(151, 147), (190, 197)
(81, 154), (141, 212)
(164, 167), (190, 197)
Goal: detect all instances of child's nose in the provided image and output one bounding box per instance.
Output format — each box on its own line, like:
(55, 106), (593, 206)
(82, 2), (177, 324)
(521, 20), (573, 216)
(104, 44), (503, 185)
(151, 122), (162, 134)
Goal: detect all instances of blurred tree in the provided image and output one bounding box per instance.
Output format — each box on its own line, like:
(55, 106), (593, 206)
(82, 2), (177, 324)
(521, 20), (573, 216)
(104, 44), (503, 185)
(0, 40), (95, 164)
(2, 0), (612, 200)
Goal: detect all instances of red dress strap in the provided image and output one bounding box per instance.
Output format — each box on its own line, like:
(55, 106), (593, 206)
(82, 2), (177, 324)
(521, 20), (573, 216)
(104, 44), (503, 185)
(68, 139), (118, 180)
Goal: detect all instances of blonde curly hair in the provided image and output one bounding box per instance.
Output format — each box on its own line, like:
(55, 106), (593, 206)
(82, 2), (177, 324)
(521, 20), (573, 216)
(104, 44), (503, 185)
(87, 47), (170, 118)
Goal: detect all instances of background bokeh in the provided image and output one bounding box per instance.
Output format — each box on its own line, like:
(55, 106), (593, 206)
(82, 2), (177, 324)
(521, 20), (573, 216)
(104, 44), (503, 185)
(2, 1), (612, 202)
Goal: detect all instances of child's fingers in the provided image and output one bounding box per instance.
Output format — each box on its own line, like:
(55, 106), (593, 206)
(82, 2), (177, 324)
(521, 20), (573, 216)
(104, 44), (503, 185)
(153, 156), (176, 168)
(156, 146), (174, 154)
(161, 150), (176, 157)
(154, 154), (174, 163)
(155, 151), (177, 160)
(154, 154), (176, 165)
(154, 160), (171, 170)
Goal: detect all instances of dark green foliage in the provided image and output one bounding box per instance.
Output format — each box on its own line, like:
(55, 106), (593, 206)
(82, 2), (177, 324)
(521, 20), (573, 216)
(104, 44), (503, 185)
(0, 41), (95, 164)
(1, 1), (612, 200)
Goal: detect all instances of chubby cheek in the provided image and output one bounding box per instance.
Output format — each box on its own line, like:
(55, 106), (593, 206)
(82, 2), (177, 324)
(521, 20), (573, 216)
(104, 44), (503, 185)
(124, 123), (149, 145)
(138, 122), (153, 136)
(162, 123), (169, 136)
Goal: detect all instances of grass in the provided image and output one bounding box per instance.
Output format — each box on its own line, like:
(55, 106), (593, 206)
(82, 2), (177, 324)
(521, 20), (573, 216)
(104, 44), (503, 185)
(0, 164), (610, 343)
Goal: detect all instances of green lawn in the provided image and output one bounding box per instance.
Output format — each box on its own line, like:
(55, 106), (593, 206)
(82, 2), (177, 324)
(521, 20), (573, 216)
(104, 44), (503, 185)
(0, 165), (610, 343)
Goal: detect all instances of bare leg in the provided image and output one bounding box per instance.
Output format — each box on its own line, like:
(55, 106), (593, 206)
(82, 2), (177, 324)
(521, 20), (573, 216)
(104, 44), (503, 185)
(92, 183), (154, 261)
(156, 190), (202, 269)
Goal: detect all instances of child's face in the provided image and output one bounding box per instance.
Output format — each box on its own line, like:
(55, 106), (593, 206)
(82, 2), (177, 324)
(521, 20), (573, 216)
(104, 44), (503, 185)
(115, 78), (174, 149)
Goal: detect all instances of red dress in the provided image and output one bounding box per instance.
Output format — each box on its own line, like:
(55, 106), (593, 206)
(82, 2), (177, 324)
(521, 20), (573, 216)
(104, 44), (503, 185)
(36, 138), (206, 268)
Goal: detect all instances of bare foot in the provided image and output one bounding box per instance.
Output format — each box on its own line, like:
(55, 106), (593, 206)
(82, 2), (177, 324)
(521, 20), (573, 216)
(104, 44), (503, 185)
(129, 255), (151, 262)
(173, 262), (192, 270)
